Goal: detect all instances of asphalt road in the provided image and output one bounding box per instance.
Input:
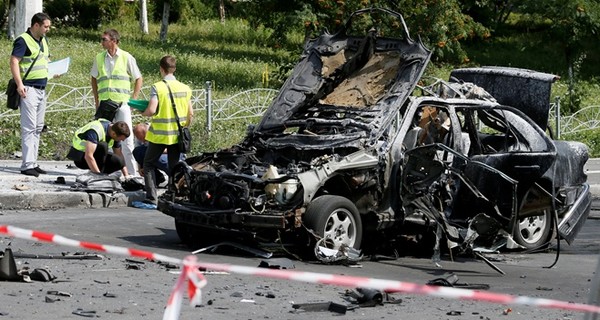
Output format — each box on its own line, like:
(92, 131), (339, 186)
(586, 158), (600, 186)
(1, 207), (599, 320)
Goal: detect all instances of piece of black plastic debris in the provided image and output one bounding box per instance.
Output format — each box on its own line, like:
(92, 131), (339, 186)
(45, 296), (60, 303)
(0, 248), (20, 281)
(125, 258), (145, 265)
(258, 258), (295, 269)
(47, 290), (72, 297)
(446, 310), (464, 316)
(30, 268), (57, 282)
(536, 286), (553, 291)
(93, 280), (109, 284)
(427, 274), (490, 290)
(157, 261), (179, 269)
(126, 264), (141, 270)
(103, 292), (117, 298)
(72, 308), (97, 318)
(292, 302), (347, 314)
(55, 177), (66, 184)
(265, 292), (276, 299)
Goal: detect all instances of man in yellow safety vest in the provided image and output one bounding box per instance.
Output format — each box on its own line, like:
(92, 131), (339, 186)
(9, 12), (52, 177)
(139, 55), (193, 206)
(90, 28), (143, 178)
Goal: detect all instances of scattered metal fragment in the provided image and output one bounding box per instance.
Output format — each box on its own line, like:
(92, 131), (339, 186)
(93, 280), (110, 284)
(258, 258), (295, 269)
(45, 296), (60, 303)
(192, 241), (273, 259)
(13, 252), (103, 260)
(536, 286), (553, 291)
(0, 248), (20, 281)
(426, 273), (490, 290)
(12, 184), (29, 191)
(47, 290), (72, 297)
(292, 302), (348, 314)
(29, 268), (56, 282)
(446, 310), (464, 316)
(343, 287), (402, 308)
(474, 252), (505, 275)
(103, 292), (117, 298)
(240, 299), (255, 303)
(314, 240), (362, 264)
(72, 308), (97, 318)
(125, 264), (142, 270)
(125, 258), (145, 264)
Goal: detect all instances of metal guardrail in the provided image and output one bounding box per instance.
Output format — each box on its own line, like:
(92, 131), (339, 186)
(0, 82), (278, 133)
(0, 83), (596, 137)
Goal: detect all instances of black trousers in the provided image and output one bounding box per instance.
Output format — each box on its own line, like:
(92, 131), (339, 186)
(69, 142), (125, 174)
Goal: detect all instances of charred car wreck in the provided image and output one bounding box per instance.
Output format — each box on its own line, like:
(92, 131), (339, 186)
(158, 8), (591, 259)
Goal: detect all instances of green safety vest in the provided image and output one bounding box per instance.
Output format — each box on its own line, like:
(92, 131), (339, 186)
(96, 50), (132, 102)
(146, 80), (191, 145)
(72, 119), (114, 151)
(18, 32), (49, 80)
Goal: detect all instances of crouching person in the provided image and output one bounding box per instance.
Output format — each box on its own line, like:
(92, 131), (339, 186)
(67, 119), (130, 176)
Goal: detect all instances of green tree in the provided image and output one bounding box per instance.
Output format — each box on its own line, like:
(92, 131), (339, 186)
(519, 0), (600, 112)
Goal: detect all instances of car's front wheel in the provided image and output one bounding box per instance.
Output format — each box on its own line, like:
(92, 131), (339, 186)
(303, 195), (363, 250)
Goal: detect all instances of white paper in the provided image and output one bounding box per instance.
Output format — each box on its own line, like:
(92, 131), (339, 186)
(48, 57), (70, 78)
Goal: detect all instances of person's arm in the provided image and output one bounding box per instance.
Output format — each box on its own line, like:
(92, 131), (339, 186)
(84, 142), (101, 173)
(91, 76), (99, 108)
(9, 56), (26, 98)
(128, 56), (143, 100)
(113, 147), (129, 176)
(132, 76), (143, 100)
(90, 58), (100, 108)
(142, 95), (158, 117)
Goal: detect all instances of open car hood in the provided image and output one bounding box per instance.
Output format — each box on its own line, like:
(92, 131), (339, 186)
(254, 8), (431, 149)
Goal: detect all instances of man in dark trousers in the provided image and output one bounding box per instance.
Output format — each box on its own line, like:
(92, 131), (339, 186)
(67, 119), (131, 176)
(140, 55), (193, 206)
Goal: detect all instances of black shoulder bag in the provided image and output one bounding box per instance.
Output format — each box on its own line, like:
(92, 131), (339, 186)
(163, 80), (192, 153)
(6, 53), (40, 110)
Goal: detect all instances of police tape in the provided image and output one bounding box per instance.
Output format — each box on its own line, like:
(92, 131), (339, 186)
(2, 224), (600, 320)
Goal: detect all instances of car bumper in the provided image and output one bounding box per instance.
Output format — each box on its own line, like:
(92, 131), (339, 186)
(558, 183), (591, 244)
(158, 199), (289, 230)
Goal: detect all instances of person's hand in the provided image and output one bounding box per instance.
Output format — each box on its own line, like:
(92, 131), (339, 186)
(119, 175), (134, 182)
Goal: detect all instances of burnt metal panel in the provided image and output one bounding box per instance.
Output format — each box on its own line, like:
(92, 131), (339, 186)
(450, 67), (559, 130)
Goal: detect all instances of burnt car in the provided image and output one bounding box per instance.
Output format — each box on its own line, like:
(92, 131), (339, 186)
(158, 8), (590, 257)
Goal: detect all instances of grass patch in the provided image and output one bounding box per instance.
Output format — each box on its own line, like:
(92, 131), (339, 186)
(1, 17), (599, 159)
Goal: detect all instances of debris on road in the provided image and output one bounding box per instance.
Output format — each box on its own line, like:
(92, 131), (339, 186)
(292, 301), (349, 314)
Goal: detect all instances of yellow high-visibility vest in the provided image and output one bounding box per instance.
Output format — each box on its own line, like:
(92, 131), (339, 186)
(72, 119), (114, 151)
(96, 50), (132, 102)
(18, 33), (49, 80)
(146, 80), (191, 145)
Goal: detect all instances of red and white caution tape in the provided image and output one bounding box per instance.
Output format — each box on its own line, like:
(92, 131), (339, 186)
(2, 224), (600, 319)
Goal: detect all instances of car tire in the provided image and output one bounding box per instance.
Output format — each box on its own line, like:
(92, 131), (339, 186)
(175, 220), (192, 245)
(303, 195), (363, 250)
(512, 209), (552, 249)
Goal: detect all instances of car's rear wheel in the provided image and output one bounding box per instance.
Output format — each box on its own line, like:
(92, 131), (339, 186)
(303, 195), (363, 250)
(512, 209), (552, 249)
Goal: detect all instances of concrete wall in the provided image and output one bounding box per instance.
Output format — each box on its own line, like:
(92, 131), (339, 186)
(9, 0), (43, 39)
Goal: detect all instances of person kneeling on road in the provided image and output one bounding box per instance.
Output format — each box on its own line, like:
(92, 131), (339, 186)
(67, 119), (131, 176)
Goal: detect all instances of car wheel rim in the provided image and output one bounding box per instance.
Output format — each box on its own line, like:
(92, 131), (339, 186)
(322, 208), (357, 249)
(518, 215), (546, 244)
